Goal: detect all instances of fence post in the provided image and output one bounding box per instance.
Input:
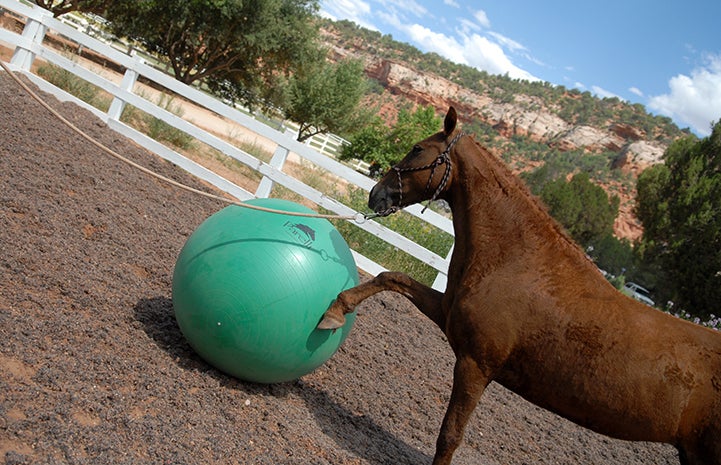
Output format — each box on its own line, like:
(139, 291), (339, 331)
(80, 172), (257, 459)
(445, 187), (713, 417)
(432, 244), (453, 291)
(107, 50), (142, 121)
(255, 145), (289, 198)
(318, 135), (325, 153)
(10, 11), (50, 71)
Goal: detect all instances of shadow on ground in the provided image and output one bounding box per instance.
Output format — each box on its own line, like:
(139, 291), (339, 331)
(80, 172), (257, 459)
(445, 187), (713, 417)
(133, 296), (431, 465)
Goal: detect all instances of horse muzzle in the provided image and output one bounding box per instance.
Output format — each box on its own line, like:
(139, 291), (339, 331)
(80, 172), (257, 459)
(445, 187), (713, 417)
(368, 183), (399, 215)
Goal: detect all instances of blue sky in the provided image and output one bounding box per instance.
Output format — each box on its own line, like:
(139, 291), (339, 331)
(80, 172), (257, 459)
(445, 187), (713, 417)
(320, 0), (721, 136)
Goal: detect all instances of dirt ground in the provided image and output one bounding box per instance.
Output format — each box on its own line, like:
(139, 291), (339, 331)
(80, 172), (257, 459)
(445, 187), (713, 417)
(0, 72), (681, 464)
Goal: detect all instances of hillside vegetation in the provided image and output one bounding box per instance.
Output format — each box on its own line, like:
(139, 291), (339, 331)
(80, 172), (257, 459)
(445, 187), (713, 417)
(323, 19), (688, 143)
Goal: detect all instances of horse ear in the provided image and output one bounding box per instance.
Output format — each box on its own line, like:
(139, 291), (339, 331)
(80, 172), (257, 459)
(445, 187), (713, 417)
(444, 107), (457, 135)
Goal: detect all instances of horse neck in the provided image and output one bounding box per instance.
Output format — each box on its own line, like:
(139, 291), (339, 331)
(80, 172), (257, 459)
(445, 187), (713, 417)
(446, 139), (578, 274)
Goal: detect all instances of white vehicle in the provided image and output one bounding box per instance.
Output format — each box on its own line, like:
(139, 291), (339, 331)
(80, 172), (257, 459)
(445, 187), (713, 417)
(623, 282), (655, 307)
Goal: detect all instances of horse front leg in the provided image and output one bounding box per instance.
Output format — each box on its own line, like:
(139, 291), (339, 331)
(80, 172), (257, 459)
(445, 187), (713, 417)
(317, 271), (445, 330)
(433, 355), (490, 465)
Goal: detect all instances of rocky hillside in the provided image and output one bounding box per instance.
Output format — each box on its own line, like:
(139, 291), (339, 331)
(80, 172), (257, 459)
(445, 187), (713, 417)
(321, 22), (689, 241)
(363, 57), (666, 169)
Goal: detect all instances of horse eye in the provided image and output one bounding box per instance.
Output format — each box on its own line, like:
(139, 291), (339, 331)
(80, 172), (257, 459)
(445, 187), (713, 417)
(411, 145), (423, 156)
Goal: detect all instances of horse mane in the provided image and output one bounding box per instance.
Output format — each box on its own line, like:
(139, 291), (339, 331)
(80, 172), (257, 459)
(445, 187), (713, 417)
(466, 135), (596, 266)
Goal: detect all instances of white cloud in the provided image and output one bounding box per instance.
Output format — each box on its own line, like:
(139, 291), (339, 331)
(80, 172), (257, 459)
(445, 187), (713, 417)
(405, 23), (468, 64)
(323, 0), (539, 83)
(473, 9), (491, 29)
(444, 0), (460, 7)
(464, 35), (538, 81)
(376, 8), (401, 28)
(384, 0), (427, 18)
(629, 87), (644, 98)
(648, 54), (721, 136)
(404, 23), (539, 81)
(487, 31), (525, 53)
(591, 85), (622, 100)
(320, 0), (375, 30)
(457, 17), (480, 34)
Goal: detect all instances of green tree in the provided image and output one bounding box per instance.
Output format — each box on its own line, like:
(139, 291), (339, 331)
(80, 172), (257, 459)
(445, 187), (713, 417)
(636, 121), (721, 317)
(33, 0), (112, 16)
(540, 172), (619, 247)
(635, 163), (671, 242)
(281, 54), (371, 142)
(390, 105), (440, 148)
(521, 159), (568, 194)
(587, 233), (636, 279)
(338, 116), (394, 175)
(105, 0), (318, 107)
(339, 105), (441, 174)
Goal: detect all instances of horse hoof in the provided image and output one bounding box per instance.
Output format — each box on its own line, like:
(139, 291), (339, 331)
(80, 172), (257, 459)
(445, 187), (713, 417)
(317, 311), (346, 330)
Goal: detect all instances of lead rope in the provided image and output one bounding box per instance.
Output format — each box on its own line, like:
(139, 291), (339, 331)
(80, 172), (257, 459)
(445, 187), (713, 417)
(0, 61), (375, 223)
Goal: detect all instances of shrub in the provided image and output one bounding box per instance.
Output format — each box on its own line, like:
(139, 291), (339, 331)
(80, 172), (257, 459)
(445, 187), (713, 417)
(37, 62), (107, 109)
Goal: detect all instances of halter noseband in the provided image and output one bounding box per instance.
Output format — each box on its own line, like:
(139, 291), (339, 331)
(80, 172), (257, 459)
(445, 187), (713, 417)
(389, 131), (464, 215)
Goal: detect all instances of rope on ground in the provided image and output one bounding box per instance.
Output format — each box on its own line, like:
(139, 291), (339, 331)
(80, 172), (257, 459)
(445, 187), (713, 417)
(0, 60), (368, 223)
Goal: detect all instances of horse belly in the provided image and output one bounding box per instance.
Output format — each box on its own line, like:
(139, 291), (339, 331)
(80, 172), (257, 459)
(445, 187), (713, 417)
(497, 326), (695, 443)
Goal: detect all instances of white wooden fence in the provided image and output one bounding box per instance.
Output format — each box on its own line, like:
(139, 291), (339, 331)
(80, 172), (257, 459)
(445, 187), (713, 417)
(0, 0), (454, 290)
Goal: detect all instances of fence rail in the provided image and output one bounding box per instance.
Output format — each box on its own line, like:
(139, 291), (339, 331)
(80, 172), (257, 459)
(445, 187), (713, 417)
(0, 0), (454, 290)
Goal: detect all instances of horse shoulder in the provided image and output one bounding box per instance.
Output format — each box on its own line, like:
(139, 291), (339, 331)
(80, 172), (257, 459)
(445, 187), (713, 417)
(441, 269), (530, 368)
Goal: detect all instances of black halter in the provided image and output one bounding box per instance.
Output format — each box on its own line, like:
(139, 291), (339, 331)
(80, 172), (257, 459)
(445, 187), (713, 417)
(390, 131), (464, 215)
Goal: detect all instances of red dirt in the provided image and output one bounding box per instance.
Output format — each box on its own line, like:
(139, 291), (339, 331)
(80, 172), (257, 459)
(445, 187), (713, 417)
(0, 72), (679, 464)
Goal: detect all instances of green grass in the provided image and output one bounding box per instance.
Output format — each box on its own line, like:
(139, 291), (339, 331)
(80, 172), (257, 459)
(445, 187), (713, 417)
(329, 187), (453, 286)
(37, 62), (109, 110)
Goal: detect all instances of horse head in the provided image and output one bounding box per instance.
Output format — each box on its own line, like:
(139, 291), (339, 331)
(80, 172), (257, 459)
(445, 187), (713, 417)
(369, 107), (463, 215)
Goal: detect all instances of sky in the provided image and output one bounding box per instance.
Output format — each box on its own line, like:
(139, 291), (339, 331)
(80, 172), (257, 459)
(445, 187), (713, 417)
(320, 0), (721, 136)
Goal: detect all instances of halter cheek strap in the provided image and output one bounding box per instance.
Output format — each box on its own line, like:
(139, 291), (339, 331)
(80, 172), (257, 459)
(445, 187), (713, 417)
(392, 131), (464, 214)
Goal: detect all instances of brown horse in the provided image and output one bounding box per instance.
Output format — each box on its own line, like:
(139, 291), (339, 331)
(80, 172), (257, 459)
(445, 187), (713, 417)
(318, 107), (721, 465)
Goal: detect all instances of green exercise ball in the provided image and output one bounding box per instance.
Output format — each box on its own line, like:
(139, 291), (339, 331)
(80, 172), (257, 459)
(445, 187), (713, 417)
(172, 198), (358, 384)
